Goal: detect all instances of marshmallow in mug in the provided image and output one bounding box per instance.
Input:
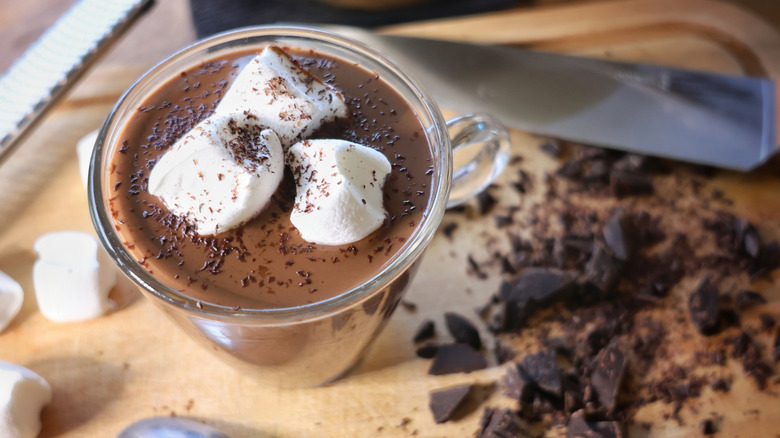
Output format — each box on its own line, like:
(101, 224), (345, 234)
(215, 46), (348, 148)
(0, 270), (23, 333)
(0, 361), (52, 438)
(287, 139), (392, 245)
(33, 231), (117, 322)
(148, 117), (285, 236)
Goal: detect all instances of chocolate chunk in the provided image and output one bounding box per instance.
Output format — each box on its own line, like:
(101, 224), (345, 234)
(520, 349), (562, 396)
(494, 340), (516, 365)
(567, 410), (623, 438)
(562, 373), (585, 413)
(688, 275), (721, 336)
(584, 243), (620, 296)
(735, 289), (766, 310)
(700, 419), (717, 435)
(540, 139), (562, 158)
(476, 408), (532, 438)
(610, 170), (653, 198)
(487, 300), (524, 333)
(730, 331), (753, 358)
(502, 363), (535, 404)
(586, 325), (613, 357)
(413, 319), (435, 343)
(632, 210), (666, 248)
(603, 209), (631, 261)
(445, 312), (482, 350)
(773, 326), (780, 362)
(580, 159), (611, 183)
(429, 384), (472, 424)
(590, 341), (626, 413)
(442, 221), (458, 239)
(476, 190), (498, 215)
(558, 159), (584, 179)
(735, 218), (761, 258)
(760, 241), (779, 271)
(428, 343), (487, 375)
(743, 354), (773, 390)
(416, 343), (439, 359)
(500, 268), (576, 306)
(760, 313), (775, 331)
(401, 300), (417, 312)
(612, 154), (646, 173)
(710, 377), (731, 392)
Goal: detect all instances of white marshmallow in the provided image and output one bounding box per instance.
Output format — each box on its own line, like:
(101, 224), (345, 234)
(33, 231), (117, 323)
(0, 361), (52, 438)
(287, 139), (391, 245)
(148, 116), (285, 235)
(0, 270), (23, 334)
(215, 46), (348, 148)
(76, 129), (99, 188)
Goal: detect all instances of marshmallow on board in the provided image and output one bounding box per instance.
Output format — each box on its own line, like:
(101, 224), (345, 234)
(76, 129), (99, 188)
(0, 361), (52, 438)
(0, 270), (23, 334)
(148, 117), (285, 236)
(287, 139), (392, 245)
(215, 46), (348, 148)
(33, 231), (117, 322)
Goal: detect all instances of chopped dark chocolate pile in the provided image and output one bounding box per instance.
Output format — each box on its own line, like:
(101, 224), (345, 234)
(444, 312), (482, 350)
(688, 275), (721, 336)
(423, 138), (780, 435)
(429, 384), (473, 424)
(590, 341), (626, 414)
(567, 410), (623, 438)
(413, 319), (435, 343)
(428, 343), (487, 376)
(476, 408), (533, 438)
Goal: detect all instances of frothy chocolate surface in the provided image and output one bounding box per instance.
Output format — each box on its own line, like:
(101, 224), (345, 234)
(107, 47), (432, 309)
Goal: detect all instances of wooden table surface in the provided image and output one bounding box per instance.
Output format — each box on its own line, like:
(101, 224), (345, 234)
(1, 0), (780, 437)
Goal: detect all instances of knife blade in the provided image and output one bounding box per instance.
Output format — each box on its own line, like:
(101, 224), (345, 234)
(325, 26), (776, 171)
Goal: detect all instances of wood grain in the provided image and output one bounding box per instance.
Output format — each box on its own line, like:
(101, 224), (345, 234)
(0, 0), (779, 437)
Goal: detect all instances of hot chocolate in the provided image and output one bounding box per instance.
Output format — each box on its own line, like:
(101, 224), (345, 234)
(106, 46), (433, 310)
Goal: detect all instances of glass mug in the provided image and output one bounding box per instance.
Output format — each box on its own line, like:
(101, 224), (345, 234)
(89, 25), (510, 387)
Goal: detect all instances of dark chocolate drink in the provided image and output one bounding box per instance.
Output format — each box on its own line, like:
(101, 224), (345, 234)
(107, 47), (433, 310)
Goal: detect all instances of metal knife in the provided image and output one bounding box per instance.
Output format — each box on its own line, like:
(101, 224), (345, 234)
(325, 26), (777, 171)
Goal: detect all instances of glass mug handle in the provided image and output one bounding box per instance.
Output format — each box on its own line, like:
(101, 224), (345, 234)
(445, 113), (512, 208)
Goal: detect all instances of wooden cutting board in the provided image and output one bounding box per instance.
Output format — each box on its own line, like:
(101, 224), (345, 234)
(1, 0), (779, 436)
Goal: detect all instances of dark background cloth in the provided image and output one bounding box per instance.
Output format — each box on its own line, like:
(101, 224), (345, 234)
(190, 0), (520, 38)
